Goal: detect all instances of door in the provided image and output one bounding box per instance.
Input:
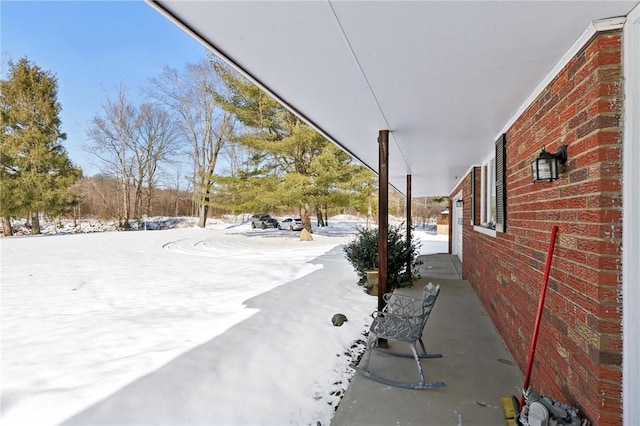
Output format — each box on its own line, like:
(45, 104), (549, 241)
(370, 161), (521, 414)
(452, 193), (463, 261)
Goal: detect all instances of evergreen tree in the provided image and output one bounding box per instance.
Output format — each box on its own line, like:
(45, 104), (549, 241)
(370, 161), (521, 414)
(308, 143), (377, 223)
(212, 60), (375, 231)
(0, 57), (82, 235)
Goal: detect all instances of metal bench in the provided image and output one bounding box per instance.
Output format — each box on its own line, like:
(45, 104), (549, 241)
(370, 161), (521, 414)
(351, 283), (445, 389)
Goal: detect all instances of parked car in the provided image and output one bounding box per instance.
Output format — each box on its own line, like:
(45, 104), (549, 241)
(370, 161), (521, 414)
(250, 214), (279, 229)
(278, 217), (303, 231)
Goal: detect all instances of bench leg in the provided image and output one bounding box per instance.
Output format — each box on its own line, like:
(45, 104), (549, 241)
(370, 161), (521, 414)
(417, 338), (443, 359)
(411, 343), (427, 385)
(350, 336), (445, 390)
(361, 333), (376, 371)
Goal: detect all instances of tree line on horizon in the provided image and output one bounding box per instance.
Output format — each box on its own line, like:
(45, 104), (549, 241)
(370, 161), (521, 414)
(1, 55), (445, 237)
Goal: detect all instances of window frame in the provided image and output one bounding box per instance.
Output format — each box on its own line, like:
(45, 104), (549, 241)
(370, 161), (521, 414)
(480, 153), (496, 230)
(472, 133), (506, 236)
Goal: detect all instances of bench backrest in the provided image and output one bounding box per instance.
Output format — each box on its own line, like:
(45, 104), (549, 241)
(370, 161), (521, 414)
(379, 283), (440, 341)
(419, 284), (440, 330)
(384, 283), (439, 316)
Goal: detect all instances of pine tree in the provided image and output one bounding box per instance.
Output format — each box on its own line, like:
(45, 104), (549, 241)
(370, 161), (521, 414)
(0, 57), (82, 235)
(212, 60), (375, 231)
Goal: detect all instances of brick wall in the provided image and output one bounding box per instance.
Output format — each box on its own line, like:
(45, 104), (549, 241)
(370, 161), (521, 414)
(451, 30), (623, 425)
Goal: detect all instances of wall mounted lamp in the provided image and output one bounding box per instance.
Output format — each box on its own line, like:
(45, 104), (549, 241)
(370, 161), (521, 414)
(455, 199), (464, 207)
(531, 145), (568, 182)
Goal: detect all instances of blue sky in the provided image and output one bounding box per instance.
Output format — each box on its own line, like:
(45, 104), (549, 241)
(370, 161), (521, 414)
(1, 0), (209, 175)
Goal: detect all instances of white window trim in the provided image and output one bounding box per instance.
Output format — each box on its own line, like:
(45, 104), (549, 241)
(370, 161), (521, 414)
(473, 224), (496, 237)
(480, 153), (496, 230)
(473, 153), (498, 237)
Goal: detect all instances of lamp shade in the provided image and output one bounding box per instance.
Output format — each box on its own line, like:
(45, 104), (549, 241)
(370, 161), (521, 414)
(532, 156), (558, 182)
(531, 145), (567, 182)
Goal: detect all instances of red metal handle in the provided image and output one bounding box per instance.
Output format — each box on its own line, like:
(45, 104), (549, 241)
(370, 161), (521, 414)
(520, 225), (559, 409)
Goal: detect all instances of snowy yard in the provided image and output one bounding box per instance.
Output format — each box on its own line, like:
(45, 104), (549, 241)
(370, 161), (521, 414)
(0, 217), (448, 425)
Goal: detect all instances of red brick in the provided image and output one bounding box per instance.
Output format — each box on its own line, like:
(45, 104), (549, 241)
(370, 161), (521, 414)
(593, 51), (622, 67)
(590, 254), (621, 271)
(577, 239), (620, 255)
(599, 335), (622, 352)
(597, 272), (621, 286)
(597, 81), (622, 97)
(588, 316), (621, 334)
(597, 365), (622, 383)
(595, 34), (622, 50)
(595, 66), (622, 83)
(578, 209), (621, 224)
(597, 304), (622, 320)
(576, 115), (621, 138)
(596, 414), (623, 426)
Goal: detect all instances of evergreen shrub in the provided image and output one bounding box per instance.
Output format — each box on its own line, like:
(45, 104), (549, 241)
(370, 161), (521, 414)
(343, 224), (422, 292)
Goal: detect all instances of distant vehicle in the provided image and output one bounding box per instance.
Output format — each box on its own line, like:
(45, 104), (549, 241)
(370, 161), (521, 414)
(250, 214), (279, 229)
(278, 217), (303, 231)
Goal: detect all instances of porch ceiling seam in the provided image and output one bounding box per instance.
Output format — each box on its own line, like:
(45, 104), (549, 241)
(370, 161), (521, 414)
(327, 0), (412, 176)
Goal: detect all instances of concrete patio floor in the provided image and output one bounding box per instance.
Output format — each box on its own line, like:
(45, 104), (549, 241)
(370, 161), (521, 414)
(331, 254), (524, 426)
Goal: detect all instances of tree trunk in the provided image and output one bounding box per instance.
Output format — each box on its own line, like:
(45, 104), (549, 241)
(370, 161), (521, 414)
(30, 211), (41, 234)
(121, 177), (131, 230)
(301, 204), (313, 233)
(323, 204), (328, 226)
(2, 217), (13, 236)
(198, 202), (208, 228)
(134, 184), (143, 219)
(146, 186), (153, 217)
(316, 206), (325, 227)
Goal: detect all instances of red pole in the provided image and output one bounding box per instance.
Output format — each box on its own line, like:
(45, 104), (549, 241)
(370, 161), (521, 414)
(520, 225), (559, 409)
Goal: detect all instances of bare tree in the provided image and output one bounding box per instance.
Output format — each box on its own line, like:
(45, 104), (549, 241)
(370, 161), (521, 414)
(167, 164), (192, 217)
(74, 175), (120, 219)
(222, 139), (250, 177)
(85, 84), (137, 229)
(74, 174), (195, 219)
(147, 59), (235, 228)
(134, 103), (180, 217)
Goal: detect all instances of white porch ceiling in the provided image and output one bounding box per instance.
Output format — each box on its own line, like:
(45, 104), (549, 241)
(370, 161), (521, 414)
(148, 1), (638, 197)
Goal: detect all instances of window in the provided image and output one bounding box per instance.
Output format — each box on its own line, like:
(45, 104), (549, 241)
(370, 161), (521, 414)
(472, 133), (506, 234)
(481, 155), (496, 229)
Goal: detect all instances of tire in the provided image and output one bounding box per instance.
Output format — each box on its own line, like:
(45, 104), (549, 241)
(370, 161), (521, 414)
(261, 223), (266, 229)
(251, 222), (256, 229)
(289, 225), (293, 231)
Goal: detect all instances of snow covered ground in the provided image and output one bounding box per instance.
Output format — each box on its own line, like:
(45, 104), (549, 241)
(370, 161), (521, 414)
(0, 217), (448, 425)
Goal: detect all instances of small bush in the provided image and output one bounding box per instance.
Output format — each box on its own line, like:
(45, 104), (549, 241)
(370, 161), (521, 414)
(343, 224), (422, 291)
